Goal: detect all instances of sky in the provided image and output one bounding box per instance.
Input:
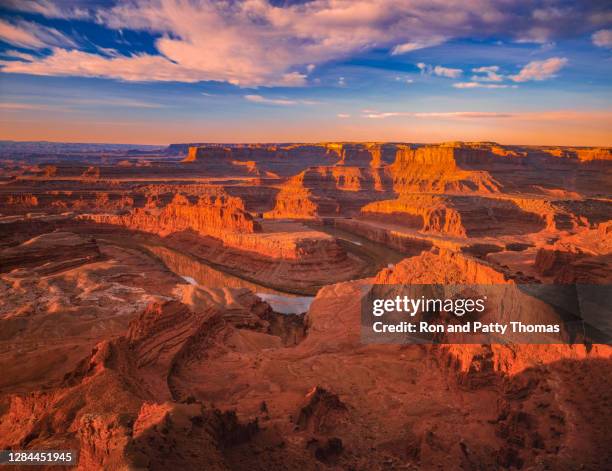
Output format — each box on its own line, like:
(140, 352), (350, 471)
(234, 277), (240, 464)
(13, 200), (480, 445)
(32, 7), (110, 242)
(0, 0), (611, 146)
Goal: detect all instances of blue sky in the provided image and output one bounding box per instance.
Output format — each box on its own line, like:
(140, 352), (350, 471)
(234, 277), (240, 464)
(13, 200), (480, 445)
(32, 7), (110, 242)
(0, 0), (611, 145)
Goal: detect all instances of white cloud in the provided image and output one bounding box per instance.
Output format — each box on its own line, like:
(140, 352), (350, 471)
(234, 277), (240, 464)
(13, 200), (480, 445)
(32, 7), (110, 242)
(418, 63), (462, 78)
(514, 27), (553, 44)
(244, 94), (318, 106)
(395, 76), (414, 84)
(337, 113), (350, 118)
(338, 77), (346, 86)
(453, 82), (510, 89)
(0, 18), (76, 49)
(592, 29), (612, 48)
(391, 36), (446, 55)
(471, 65), (503, 82)
(433, 66), (462, 78)
(364, 112), (407, 119)
(0, 48), (203, 82)
(0, 1), (605, 87)
(510, 57), (568, 82)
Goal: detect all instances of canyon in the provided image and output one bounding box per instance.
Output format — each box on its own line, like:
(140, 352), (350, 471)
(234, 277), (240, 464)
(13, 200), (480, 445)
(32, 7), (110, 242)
(0, 140), (611, 470)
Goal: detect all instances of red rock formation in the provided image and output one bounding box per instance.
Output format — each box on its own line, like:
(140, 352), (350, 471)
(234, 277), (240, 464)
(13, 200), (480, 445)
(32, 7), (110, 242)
(2, 193), (39, 208)
(81, 166), (101, 179)
(389, 144), (502, 194)
(0, 231), (102, 274)
(2, 139), (612, 470)
(0, 296), (265, 469)
(182, 144), (342, 176)
(85, 192), (260, 238)
(264, 166), (392, 219)
(376, 248), (510, 284)
(333, 143), (396, 167)
(361, 195), (547, 237)
(546, 147), (612, 162)
(535, 222), (612, 283)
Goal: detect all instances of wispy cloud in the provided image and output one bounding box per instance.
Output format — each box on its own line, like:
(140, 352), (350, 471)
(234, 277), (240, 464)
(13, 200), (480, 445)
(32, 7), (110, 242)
(1, 0), (91, 19)
(244, 95), (319, 106)
(417, 63), (462, 79)
(363, 111), (513, 119)
(69, 98), (165, 108)
(0, 48), (203, 82)
(453, 82), (512, 89)
(337, 113), (351, 119)
(391, 36), (446, 55)
(510, 57), (568, 82)
(364, 112), (407, 119)
(471, 66), (503, 82)
(0, 97), (162, 111)
(0, 102), (72, 112)
(361, 110), (611, 123)
(592, 29), (612, 48)
(1, 50), (36, 61)
(394, 76), (414, 84)
(414, 112), (513, 118)
(0, 18), (76, 49)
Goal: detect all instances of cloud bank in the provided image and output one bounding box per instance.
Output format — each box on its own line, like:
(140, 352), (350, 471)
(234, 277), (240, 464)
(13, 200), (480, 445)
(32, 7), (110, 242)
(0, 0), (607, 86)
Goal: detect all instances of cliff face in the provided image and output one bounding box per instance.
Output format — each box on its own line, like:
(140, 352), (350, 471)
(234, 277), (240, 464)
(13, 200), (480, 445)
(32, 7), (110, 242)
(1, 190), (139, 215)
(545, 147), (612, 162)
(334, 143), (396, 167)
(535, 222), (612, 283)
(375, 248), (510, 284)
(264, 166), (392, 219)
(389, 145), (502, 194)
(0, 293), (267, 470)
(182, 144), (342, 177)
(85, 192), (260, 238)
(2, 194), (39, 207)
(264, 182), (325, 219)
(361, 195), (547, 238)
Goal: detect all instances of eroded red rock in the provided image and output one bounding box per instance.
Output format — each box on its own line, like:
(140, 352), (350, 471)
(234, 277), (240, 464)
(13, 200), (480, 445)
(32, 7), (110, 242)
(1, 140), (610, 469)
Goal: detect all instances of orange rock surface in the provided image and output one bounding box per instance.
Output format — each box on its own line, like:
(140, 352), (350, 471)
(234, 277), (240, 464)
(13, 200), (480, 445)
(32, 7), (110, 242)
(85, 192), (260, 238)
(1, 140), (611, 469)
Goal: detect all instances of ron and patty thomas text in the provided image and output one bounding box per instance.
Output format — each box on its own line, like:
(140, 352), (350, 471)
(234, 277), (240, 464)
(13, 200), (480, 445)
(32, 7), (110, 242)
(370, 295), (561, 335)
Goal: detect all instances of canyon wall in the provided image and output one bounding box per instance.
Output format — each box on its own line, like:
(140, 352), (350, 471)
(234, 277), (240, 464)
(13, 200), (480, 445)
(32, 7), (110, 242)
(264, 166), (392, 219)
(84, 192), (259, 238)
(389, 145), (503, 194)
(361, 195), (547, 237)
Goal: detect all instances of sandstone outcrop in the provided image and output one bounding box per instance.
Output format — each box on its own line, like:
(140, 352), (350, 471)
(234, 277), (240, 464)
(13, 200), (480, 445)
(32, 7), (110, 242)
(84, 192), (260, 238)
(375, 248), (510, 284)
(334, 143), (396, 167)
(361, 195), (547, 237)
(535, 222), (612, 283)
(182, 143), (341, 176)
(0, 231), (102, 275)
(264, 166), (392, 219)
(389, 144), (503, 194)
